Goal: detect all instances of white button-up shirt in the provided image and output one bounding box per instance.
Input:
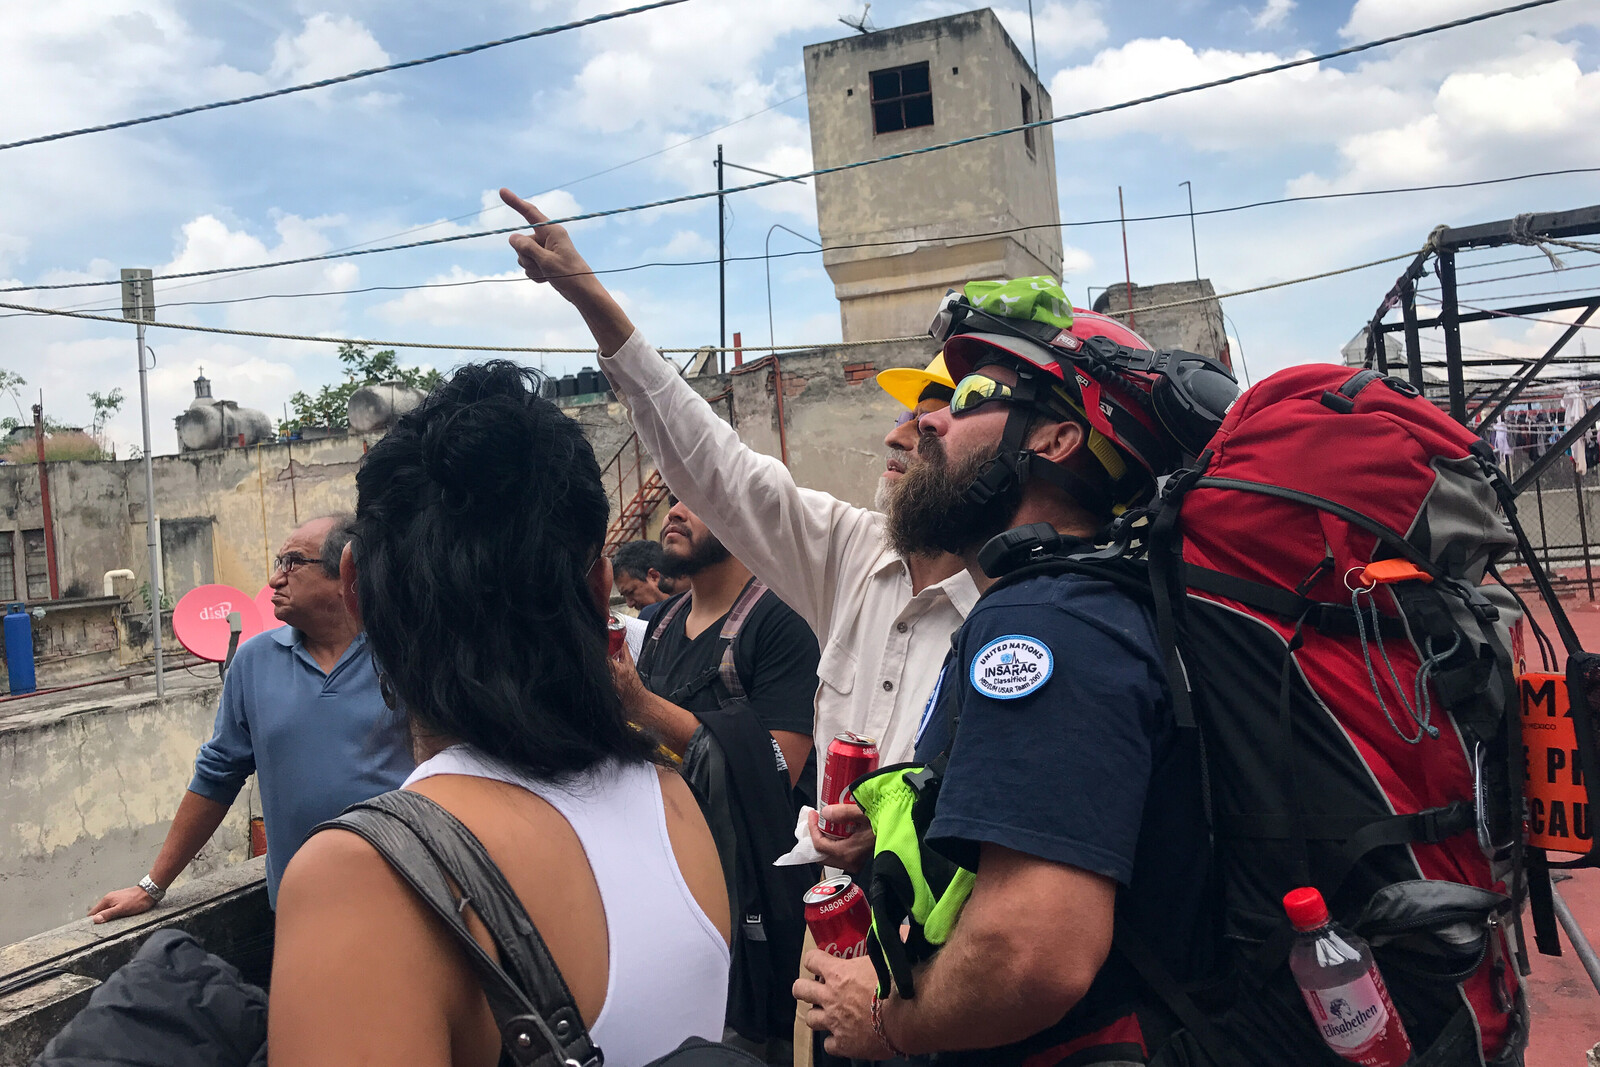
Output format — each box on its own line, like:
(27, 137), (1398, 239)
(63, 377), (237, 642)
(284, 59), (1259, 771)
(601, 330), (979, 792)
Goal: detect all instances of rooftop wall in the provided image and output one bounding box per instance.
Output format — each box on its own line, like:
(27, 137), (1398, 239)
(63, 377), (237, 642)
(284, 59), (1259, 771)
(0, 675), (254, 947)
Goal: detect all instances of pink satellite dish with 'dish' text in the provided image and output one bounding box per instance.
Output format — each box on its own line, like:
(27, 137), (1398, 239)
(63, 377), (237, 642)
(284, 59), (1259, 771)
(173, 585), (264, 662)
(255, 585), (286, 631)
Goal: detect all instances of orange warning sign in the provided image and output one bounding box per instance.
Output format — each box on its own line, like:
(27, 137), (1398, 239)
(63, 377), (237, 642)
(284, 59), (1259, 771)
(1519, 673), (1593, 854)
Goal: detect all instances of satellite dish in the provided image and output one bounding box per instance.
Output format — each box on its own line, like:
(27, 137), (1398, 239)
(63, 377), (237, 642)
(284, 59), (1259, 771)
(255, 585), (286, 631)
(839, 2), (874, 34)
(173, 584), (264, 662)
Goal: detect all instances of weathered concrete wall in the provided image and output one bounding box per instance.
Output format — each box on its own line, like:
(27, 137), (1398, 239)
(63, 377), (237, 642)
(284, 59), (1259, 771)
(0, 857), (270, 1066)
(806, 9), (1062, 341)
(0, 675), (255, 946)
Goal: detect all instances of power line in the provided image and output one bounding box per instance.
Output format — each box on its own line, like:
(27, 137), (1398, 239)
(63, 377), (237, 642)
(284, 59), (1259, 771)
(0, 0), (1572, 296)
(30, 90), (814, 317)
(0, 245), (1419, 349)
(1415, 294), (1600, 331)
(0, 205), (1453, 318)
(0, 0), (694, 152)
(1100, 250), (1421, 317)
(9, 162), (1597, 301)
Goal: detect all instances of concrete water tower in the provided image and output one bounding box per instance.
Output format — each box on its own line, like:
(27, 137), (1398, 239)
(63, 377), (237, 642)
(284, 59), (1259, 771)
(804, 9), (1063, 342)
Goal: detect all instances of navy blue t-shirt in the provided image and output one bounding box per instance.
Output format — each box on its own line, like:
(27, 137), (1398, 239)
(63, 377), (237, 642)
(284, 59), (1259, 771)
(911, 573), (1214, 1064)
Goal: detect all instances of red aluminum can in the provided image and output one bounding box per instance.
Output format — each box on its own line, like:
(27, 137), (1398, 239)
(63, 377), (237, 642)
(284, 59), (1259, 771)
(818, 732), (879, 838)
(804, 875), (872, 959)
(607, 615), (627, 659)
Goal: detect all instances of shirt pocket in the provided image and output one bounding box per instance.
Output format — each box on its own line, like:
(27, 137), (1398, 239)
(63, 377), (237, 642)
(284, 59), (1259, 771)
(816, 638), (858, 697)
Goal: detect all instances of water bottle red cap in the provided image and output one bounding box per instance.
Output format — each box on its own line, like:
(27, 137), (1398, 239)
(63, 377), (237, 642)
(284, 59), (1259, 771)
(1283, 887), (1330, 930)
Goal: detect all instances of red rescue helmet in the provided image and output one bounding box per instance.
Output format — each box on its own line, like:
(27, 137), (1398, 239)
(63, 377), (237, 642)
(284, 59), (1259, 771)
(932, 283), (1238, 512)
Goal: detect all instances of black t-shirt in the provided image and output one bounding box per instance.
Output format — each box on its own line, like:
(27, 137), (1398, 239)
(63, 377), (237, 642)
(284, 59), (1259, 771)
(912, 573), (1214, 1065)
(640, 584), (821, 798)
(637, 599), (665, 624)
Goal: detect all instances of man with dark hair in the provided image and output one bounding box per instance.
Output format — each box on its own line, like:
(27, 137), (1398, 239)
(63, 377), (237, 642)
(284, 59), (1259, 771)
(612, 538), (676, 622)
(615, 493), (820, 1062)
(88, 515), (413, 922)
(623, 496), (818, 788)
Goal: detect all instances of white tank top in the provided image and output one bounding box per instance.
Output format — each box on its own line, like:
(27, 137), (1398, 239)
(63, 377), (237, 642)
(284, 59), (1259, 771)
(403, 746), (730, 1067)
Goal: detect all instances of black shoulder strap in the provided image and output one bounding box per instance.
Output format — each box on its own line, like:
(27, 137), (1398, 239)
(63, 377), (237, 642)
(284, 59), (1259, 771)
(313, 791), (602, 1067)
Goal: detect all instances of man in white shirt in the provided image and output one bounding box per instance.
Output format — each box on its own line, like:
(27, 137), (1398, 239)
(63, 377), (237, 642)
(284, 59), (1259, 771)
(502, 188), (976, 1064)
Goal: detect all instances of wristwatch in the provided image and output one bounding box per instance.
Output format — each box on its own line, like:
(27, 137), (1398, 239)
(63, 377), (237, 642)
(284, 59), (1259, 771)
(138, 875), (167, 904)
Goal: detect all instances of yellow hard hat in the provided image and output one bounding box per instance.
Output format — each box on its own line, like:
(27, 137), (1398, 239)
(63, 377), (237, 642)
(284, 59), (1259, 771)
(875, 352), (956, 411)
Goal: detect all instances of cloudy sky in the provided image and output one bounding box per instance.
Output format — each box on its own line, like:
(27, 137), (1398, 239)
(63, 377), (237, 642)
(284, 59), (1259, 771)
(2, 0), (1598, 455)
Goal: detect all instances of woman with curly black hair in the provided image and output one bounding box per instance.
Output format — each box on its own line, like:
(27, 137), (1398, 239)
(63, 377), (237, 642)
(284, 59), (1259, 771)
(268, 361), (731, 1067)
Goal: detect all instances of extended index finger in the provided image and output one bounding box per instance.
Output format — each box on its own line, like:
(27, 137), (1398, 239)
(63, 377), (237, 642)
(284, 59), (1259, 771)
(499, 188), (549, 227)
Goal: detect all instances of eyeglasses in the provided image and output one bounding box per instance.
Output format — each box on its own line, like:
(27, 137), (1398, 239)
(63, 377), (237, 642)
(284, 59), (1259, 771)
(949, 374), (1022, 418)
(893, 399), (953, 426)
(272, 553), (319, 576)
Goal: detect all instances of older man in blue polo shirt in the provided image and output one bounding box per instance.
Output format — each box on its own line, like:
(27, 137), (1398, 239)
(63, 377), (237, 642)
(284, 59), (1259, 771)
(89, 515), (413, 920)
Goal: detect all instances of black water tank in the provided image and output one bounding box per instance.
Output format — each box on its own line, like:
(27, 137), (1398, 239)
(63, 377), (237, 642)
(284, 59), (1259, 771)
(576, 368), (601, 395)
(556, 374), (578, 398)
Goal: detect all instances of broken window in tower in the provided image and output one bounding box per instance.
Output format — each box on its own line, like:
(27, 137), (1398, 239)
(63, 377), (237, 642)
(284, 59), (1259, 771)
(0, 533), (15, 601)
(22, 528), (48, 600)
(870, 62), (933, 134)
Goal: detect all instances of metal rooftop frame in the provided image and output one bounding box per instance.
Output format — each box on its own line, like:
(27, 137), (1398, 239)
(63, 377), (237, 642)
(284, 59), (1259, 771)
(1363, 205), (1600, 496)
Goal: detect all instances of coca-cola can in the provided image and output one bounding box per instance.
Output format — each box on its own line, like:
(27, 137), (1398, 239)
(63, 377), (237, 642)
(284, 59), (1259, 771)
(804, 875), (872, 959)
(818, 732), (878, 838)
(607, 615), (627, 659)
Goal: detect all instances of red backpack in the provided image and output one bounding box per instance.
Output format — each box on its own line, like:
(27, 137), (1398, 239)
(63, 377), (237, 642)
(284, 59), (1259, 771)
(985, 364), (1595, 1064)
(1154, 364), (1541, 1065)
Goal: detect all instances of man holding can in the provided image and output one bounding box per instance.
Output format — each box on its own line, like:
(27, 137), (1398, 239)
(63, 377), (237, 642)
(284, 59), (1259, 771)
(501, 189), (976, 1067)
(788, 280), (1229, 1063)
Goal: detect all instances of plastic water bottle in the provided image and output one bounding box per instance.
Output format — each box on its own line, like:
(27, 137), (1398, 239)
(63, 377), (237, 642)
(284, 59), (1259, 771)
(1284, 887), (1413, 1067)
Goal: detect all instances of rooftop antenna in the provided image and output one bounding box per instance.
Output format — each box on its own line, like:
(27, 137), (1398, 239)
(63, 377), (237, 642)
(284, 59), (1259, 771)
(840, 3), (873, 34)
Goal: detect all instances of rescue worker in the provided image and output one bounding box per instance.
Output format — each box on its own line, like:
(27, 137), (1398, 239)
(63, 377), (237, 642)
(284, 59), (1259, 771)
(795, 278), (1228, 1064)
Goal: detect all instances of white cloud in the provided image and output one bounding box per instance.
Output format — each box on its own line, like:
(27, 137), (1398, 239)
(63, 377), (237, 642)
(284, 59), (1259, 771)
(991, 2), (1109, 57)
(547, 0), (836, 220)
(371, 266), (630, 350)
(650, 230), (717, 259)
(1287, 44), (1600, 194)
(1251, 0), (1295, 31)
(1049, 38), (1411, 151)
(1061, 243), (1095, 279)
(267, 13), (392, 105)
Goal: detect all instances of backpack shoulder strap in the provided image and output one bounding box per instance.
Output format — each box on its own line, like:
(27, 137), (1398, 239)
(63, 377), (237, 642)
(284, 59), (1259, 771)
(715, 578), (769, 703)
(637, 591), (692, 681)
(312, 791), (601, 1067)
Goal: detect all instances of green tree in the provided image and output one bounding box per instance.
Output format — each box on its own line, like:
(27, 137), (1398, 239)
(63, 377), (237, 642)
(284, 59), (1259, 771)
(88, 388), (125, 440)
(278, 343), (442, 435)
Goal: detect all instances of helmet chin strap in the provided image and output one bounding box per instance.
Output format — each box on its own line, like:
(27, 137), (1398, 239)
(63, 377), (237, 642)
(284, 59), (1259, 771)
(956, 370), (1116, 521)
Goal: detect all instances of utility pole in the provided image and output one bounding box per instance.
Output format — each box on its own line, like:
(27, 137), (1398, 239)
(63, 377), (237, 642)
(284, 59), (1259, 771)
(123, 268), (164, 697)
(1027, 1), (1039, 75)
(1180, 180), (1223, 359)
(1118, 186), (1135, 331)
(31, 400), (60, 600)
(716, 144), (726, 374)
(712, 149), (810, 369)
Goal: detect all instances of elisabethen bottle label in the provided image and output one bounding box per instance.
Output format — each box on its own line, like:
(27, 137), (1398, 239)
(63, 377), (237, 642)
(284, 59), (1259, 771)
(1302, 974), (1389, 1053)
